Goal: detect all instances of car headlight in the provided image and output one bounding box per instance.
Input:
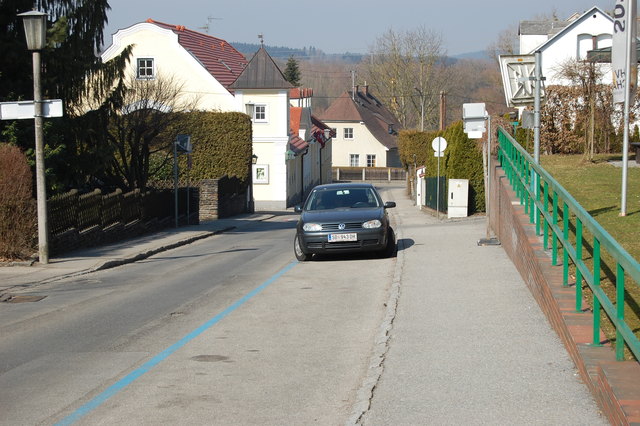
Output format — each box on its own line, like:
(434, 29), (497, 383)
(362, 219), (382, 229)
(303, 223), (322, 231)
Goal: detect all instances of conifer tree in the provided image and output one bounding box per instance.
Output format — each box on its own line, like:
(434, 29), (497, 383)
(283, 55), (301, 87)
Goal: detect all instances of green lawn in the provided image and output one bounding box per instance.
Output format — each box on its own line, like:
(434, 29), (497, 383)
(540, 154), (640, 359)
(541, 154), (640, 259)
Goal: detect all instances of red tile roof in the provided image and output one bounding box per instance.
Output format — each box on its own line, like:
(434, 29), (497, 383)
(146, 19), (247, 90)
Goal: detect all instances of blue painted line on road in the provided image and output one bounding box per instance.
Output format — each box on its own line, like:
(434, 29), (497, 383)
(55, 260), (299, 426)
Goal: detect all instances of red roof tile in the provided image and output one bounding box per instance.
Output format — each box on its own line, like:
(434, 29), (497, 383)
(147, 19), (247, 90)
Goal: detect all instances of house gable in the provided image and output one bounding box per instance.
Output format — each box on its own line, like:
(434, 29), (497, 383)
(230, 47), (293, 90)
(102, 20), (247, 96)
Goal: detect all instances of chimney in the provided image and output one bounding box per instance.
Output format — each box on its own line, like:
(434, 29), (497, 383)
(363, 85), (368, 96)
(355, 85), (359, 96)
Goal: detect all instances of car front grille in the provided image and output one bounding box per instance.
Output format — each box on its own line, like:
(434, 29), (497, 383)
(321, 222), (362, 231)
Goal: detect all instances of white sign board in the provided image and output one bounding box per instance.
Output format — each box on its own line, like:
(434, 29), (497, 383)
(499, 55), (544, 107)
(431, 137), (447, 152)
(0, 100), (63, 120)
(612, 0), (637, 104)
(463, 103), (486, 137)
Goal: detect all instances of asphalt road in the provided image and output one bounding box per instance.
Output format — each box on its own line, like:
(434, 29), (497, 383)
(0, 210), (395, 425)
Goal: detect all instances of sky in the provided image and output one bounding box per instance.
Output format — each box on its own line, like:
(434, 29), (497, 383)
(103, 0), (616, 56)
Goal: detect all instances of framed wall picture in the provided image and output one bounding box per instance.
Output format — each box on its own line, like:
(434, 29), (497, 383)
(253, 164), (269, 184)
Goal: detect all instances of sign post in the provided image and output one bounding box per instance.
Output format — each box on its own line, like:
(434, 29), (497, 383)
(174, 134), (192, 227)
(431, 137), (447, 220)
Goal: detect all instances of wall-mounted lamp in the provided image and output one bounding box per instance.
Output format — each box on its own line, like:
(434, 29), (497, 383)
(285, 149), (296, 161)
(251, 153), (258, 164)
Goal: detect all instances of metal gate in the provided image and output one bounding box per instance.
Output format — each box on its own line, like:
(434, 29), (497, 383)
(424, 176), (447, 213)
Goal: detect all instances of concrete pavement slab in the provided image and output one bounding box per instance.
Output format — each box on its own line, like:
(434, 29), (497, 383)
(357, 184), (607, 425)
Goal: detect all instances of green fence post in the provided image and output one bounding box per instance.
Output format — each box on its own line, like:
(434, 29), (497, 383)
(543, 181), (549, 251)
(535, 172), (541, 235)
(552, 191), (558, 266)
(616, 263), (625, 361)
(592, 237), (602, 347)
(576, 218), (583, 312)
(563, 202), (569, 287)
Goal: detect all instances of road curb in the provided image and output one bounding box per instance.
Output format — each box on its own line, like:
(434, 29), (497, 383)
(347, 190), (403, 425)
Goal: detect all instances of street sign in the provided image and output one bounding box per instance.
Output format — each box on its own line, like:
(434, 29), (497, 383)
(463, 103), (486, 138)
(176, 134), (193, 153)
(431, 137), (447, 153)
(0, 99), (63, 120)
(612, 0), (638, 103)
(499, 55), (545, 107)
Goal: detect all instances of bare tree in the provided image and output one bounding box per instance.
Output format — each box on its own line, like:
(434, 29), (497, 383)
(361, 27), (447, 130)
(554, 58), (612, 160)
(104, 73), (201, 189)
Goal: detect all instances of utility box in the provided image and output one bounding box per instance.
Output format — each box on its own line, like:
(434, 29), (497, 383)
(448, 179), (469, 218)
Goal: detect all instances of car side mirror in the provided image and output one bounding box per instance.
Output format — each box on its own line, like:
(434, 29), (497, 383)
(384, 201), (396, 209)
(294, 205), (303, 213)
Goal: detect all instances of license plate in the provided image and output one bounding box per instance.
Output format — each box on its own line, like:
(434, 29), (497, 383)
(328, 233), (357, 242)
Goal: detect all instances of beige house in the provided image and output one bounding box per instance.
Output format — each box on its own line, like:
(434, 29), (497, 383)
(319, 85), (401, 168)
(101, 20), (332, 210)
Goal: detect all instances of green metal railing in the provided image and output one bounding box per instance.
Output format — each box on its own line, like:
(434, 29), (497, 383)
(497, 127), (640, 361)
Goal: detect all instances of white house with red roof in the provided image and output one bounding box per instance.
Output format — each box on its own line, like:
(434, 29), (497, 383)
(101, 20), (333, 210)
(319, 85), (400, 168)
(102, 19), (247, 111)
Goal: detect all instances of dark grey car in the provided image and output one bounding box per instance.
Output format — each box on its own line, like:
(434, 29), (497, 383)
(293, 183), (396, 261)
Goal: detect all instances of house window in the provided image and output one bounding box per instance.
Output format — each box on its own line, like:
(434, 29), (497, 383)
(350, 154), (359, 167)
(137, 58), (154, 79)
(367, 154), (376, 167)
(344, 128), (354, 139)
(254, 104), (267, 122)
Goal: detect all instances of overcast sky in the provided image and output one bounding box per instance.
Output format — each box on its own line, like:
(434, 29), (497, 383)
(104, 0), (616, 55)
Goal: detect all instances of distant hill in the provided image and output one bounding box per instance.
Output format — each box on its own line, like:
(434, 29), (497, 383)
(232, 42), (489, 63)
(451, 50), (491, 61)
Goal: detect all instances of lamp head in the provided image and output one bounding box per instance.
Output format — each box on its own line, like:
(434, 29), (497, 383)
(18, 10), (47, 51)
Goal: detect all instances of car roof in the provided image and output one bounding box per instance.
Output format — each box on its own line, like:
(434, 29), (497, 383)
(312, 183), (375, 191)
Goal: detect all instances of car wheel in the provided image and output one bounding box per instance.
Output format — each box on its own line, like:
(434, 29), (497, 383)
(294, 234), (311, 261)
(381, 227), (396, 258)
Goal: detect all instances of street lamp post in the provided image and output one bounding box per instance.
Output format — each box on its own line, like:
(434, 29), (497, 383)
(18, 10), (49, 264)
(414, 87), (425, 131)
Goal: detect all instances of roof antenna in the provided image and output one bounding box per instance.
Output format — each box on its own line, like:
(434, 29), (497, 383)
(258, 33), (264, 47)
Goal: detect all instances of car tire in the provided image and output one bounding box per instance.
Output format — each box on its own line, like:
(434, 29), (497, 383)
(381, 227), (396, 258)
(294, 234), (311, 261)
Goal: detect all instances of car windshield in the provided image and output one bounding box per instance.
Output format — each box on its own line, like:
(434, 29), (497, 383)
(304, 187), (381, 211)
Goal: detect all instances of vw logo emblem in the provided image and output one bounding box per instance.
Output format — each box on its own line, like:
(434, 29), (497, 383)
(338, 223), (346, 230)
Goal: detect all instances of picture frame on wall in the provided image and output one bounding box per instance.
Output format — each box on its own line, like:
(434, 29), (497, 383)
(253, 164), (269, 184)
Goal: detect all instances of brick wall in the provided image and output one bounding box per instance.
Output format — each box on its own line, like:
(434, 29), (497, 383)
(489, 157), (640, 425)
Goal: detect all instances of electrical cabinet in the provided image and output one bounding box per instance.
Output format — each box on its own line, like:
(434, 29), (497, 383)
(448, 179), (469, 218)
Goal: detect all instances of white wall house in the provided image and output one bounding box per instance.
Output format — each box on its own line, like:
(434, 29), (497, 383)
(101, 20), (246, 111)
(519, 7), (614, 85)
(319, 86), (401, 168)
(101, 20), (332, 211)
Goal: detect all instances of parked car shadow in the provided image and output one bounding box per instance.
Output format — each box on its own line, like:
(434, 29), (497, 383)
(397, 238), (414, 251)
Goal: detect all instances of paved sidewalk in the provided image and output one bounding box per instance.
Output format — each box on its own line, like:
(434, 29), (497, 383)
(355, 184), (608, 425)
(0, 213), (273, 294)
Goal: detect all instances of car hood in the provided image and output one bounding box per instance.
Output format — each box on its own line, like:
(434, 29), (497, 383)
(301, 207), (385, 223)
